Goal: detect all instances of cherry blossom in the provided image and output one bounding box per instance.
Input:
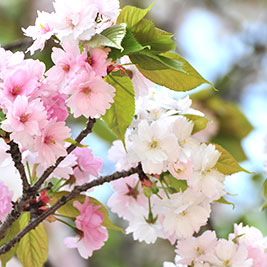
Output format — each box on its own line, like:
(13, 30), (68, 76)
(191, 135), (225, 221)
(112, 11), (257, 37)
(72, 147), (102, 185)
(35, 120), (70, 167)
(64, 197), (108, 258)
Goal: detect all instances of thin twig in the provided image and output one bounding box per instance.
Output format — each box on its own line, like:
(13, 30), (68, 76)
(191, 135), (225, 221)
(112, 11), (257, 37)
(0, 164), (142, 255)
(7, 140), (30, 193)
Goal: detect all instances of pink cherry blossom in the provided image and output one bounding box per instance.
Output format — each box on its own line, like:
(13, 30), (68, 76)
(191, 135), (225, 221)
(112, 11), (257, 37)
(108, 174), (147, 220)
(1, 96), (47, 147)
(42, 93), (68, 122)
(64, 197), (108, 258)
(50, 0), (98, 41)
(45, 44), (80, 92)
(176, 231), (218, 265)
(0, 180), (13, 222)
(35, 120), (71, 167)
(66, 71), (115, 118)
(0, 59), (45, 104)
(77, 47), (110, 77)
(72, 147), (102, 185)
(168, 160), (193, 180)
(23, 11), (54, 55)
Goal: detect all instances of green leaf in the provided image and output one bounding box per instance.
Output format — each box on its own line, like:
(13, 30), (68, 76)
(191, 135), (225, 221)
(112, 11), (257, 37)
(213, 144), (251, 175)
(184, 114), (209, 134)
(117, 4), (154, 29)
(64, 138), (88, 148)
(17, 213), (48, 267)
(133, 52), (213, 92)
(0, 220), (20, 267)
(206, 97), (253, 139)
(130, 50), (185, 71)
(215, 196), (235, 209)
(93, 119), (118, 144)
(164, 173), (188, 192)
(102, 74), (135, 143)
(131, 19), (176, 53)
(84, 23), (127, 50)
(263, 179), (267, 199)
(211, 136), (247, 162)
(261, 179), (267, 211)
(108, 28), (149, 60)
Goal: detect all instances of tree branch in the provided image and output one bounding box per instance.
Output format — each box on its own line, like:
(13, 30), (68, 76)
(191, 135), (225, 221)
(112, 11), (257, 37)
(7, 140), (31, 194)
(0, 165), (142, 255)
(0, 118), (96, 241)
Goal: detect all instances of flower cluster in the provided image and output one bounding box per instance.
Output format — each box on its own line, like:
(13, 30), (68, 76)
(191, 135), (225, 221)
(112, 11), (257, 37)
(108, 88), (226, 244)
(0, 0), (265, 264)
(164, 223), (267, 267)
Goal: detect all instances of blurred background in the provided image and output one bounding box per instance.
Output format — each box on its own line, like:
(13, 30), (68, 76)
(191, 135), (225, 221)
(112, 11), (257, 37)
(0, 0), (267, 266)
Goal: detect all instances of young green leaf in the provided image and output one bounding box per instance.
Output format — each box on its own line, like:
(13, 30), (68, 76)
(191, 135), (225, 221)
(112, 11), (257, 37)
(184, 115), (209, 134)
(117, 4), (154, 28)
(134, 52), (213, 92)
(17, 213), (48, 267)
(0, 220), (20, 267)
(108, 28), (148, 60)
(215, 196), (235, 209)
(84, 23), (127, 50)
(131, 19), (176, 53)
(130, 50), (184, 71)
(164, 173), (188, 193)
(213, 144), (251, 175)
(64, 138), (88, 148)
(102, 74), (135, 143)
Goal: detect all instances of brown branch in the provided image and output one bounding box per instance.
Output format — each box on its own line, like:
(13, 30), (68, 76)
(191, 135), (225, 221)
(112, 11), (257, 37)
(0, 118), (96, 241)
(7, 140), (31, 193)
(0, 165), (142, 255)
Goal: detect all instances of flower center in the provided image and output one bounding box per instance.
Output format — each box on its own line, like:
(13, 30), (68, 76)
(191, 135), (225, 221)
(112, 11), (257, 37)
(149, 141), (158, 149)
(62, 64), (70, 72)
(82, 87), (91, 95)
(11, 87), (20, 95)
(20, 113), (30, 123)
(44, 136), (56, 145)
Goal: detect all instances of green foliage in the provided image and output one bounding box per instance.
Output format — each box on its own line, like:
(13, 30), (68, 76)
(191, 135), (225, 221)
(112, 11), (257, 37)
(215, 196), (235, 209)
(92, 119), (118, 144)
(51, 192), (124, 233)
(102, 73), (135, 144)
(17, 213), (48, 267)
(212, 136), (247, 162)
(164, 173), (188, 193)
(117, 4), (154, 28)
(191, 89), (253, 162)
(84, 23), (127, 50)
(134, 52), (212, 92)
(0, 220), (20, 267)
(131, 19), (176, 53)
(213, 144), (251, 175)
(261, 179), (267, 211)
(184, 115), (209, 134)
(64, 138), (88, 148)
(108, 28), (148, 60)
